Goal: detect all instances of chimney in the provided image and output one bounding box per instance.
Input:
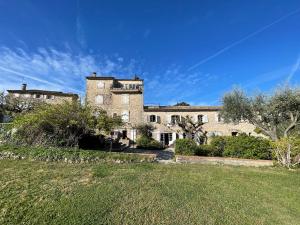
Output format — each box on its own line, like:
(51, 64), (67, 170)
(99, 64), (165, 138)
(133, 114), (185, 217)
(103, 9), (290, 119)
(21, 83), (27, 91)
(92, 72), (97, 77)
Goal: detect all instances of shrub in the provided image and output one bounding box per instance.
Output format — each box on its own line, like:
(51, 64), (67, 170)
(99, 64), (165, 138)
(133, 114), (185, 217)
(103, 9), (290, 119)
(0, 144), (155, 163)
(175, 139), (197, 155)
(223, 135), (272, 159)
(136, 136), (163, 150)
(195, 144), (222, 157)
(210, 136), (227, 156)
(271, 137), (300, 168)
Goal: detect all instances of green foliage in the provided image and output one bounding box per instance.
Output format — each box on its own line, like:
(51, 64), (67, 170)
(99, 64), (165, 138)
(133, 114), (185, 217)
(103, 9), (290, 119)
(10, 101), (95, 147)
(175, 138), (198, 155)
(95, 108), (123, 134)
(271, 137), (300, 168)
(0, 144), (155, 163)
(222, 135), (272, 160)
(0, 91), (4, 122)
(1, 160), (300, 224)
(174, 102), (190, 106)
(136, 123), (155, 138)
(136, 136), (163, 150)
(177, 135), (272, 160)
(5, 94), (42, 119)
(221, 86), (300, 141)
(195, 144), (216, 156)
(210, 136), (227, 156)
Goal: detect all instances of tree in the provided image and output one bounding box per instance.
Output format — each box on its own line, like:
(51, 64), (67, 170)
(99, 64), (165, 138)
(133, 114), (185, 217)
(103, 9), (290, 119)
(0, 92), (4, 122)
(136, 123), (155, 138)
(95, 108), (123, 135)
(174, 102), (190, 106)
(221, 86), (300, 167)
(10, 101), (95, 147)
(5, 94), (40, 118)
(177, 115), (207, 144)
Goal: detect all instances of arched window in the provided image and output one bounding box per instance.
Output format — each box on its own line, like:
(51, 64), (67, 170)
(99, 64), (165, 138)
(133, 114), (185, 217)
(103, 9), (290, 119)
(149, 115), (156, 122)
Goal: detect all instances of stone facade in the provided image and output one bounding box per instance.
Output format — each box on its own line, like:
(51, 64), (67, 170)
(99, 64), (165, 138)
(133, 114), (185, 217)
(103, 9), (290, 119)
(144, 106), (258, 146)
(86, 74), (259, 146)
(7, 84), (79, 104)
(86, 73), (144, 141)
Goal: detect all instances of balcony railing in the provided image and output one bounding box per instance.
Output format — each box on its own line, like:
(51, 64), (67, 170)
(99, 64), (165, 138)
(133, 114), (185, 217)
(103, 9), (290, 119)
(110, 85), (143, 93)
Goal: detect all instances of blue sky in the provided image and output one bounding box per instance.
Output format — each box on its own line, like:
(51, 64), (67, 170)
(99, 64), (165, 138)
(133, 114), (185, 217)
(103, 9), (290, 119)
(0, 0), (300, 105)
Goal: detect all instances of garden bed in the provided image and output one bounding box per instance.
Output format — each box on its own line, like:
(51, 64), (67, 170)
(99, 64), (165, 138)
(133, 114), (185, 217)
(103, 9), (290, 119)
(0, 145), (156, 163)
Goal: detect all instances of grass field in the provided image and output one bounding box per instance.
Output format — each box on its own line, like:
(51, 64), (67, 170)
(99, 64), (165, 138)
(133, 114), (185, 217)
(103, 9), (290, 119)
(0, 160), (299, 225)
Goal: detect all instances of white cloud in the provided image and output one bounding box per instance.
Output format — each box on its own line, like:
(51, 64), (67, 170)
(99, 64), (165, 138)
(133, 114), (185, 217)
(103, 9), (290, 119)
(0, 46), (141, 96)
(287, 55), (300, 83)
(188, 8), (300, 71)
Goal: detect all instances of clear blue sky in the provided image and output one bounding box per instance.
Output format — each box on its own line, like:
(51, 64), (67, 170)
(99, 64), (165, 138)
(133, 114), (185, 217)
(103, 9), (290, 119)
(0, 0), (299, 105)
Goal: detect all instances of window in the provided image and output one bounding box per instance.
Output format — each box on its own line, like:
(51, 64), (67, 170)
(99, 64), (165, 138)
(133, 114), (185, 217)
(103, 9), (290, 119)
(171, 115), (180, 124)
(149, 115), (156, 122)
(121, 110), (129, 122)
(121, 94), (129, 104)
(216, 113), (223, 122)
(46, 95), (52, 99)
(168, 133), (172, 141)
(97, 81), (104, 89)
(95, 95), (104, 104)
(198, 115), (203, 123)
(35, 94), (41, 99)
(232, 132), (238, 136)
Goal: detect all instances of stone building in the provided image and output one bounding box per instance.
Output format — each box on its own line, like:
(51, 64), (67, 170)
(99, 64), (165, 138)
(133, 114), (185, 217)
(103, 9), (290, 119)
(86, 73), (258, 146)
(7, 84), (79, 104)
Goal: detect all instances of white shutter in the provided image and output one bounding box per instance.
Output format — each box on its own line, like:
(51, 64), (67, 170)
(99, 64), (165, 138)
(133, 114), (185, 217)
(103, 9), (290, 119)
(203, 115), (209, 123)
(122, 110), (129, 122)
(95, 95), (103, 104)
(215, 113), (219, 122)
(121, 94), (129, 104)
(146, 115), (150, 122)
(167, 115), (172, 123)
(157, 116), (161, 124)
(97, 81), (104, 89)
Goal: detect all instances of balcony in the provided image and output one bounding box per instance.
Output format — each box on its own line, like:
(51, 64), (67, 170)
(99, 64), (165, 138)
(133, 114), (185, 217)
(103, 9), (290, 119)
(110, 84), (143, 93)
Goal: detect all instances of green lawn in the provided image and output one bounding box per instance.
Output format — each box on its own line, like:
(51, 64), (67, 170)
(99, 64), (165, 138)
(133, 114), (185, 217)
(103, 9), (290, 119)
(0, 160), (299, 225)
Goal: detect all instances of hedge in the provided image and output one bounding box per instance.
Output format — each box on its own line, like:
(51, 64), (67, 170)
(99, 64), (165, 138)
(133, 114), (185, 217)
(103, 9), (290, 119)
(174, 139), (198, 155)
(175, 135), (273, 160)
(136, 136), (164, 150)
(0, 145), (155, 163)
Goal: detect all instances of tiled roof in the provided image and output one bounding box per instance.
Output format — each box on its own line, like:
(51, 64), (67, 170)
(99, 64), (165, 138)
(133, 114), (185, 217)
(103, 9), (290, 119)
(7, 89), (79, 98)
(144, 105), (222, 112)
(86, 76), (143, 81)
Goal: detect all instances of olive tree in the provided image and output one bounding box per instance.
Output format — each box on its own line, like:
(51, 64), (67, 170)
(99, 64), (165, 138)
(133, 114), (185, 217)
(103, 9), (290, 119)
(5, 94), (39, 118)
(221, 86), (300, 168)
(177, 115), (207, 144)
